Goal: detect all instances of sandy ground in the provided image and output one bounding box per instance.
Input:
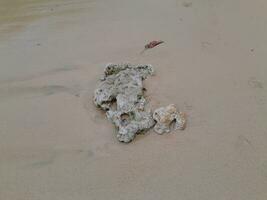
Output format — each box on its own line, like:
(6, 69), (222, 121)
(0, 0), (267, 199)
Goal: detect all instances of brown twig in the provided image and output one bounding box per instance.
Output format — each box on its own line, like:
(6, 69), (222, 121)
(140, 40), (164, 54)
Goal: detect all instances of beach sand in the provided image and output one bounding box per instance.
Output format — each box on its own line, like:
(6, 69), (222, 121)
(0, 0), (267, 199)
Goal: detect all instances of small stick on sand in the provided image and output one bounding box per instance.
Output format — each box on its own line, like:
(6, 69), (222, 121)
(140, 40), (164, 54)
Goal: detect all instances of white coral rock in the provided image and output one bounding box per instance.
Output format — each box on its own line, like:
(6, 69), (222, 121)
(153, 104), (186, 134)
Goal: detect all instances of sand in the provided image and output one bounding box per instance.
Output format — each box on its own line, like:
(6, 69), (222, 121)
(0, 0), (267, 199)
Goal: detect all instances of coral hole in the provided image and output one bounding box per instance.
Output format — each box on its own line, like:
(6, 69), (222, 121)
(120, 113), (130, 126)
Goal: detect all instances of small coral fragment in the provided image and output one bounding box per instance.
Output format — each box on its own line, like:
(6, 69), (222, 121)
(153, 104), (186, 134)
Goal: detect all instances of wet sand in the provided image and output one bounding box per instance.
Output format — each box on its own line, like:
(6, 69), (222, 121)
(0, 0), (267, 199)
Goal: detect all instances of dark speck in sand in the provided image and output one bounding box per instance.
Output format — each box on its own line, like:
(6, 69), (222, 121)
(250, 48), (254, 52)
(182, 2), (193, 7)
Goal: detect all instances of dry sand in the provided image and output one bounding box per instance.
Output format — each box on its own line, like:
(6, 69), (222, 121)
(0, 0), (267, 199)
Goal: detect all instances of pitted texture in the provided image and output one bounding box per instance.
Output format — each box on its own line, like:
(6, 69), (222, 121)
(94, 63), (155, 143)
(153, 104), (186, 134)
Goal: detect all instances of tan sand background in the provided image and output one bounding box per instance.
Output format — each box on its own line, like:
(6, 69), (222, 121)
(0, 0), (267, 199)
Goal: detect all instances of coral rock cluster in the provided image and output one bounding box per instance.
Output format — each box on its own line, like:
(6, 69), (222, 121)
(94, 63), (186, 143)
